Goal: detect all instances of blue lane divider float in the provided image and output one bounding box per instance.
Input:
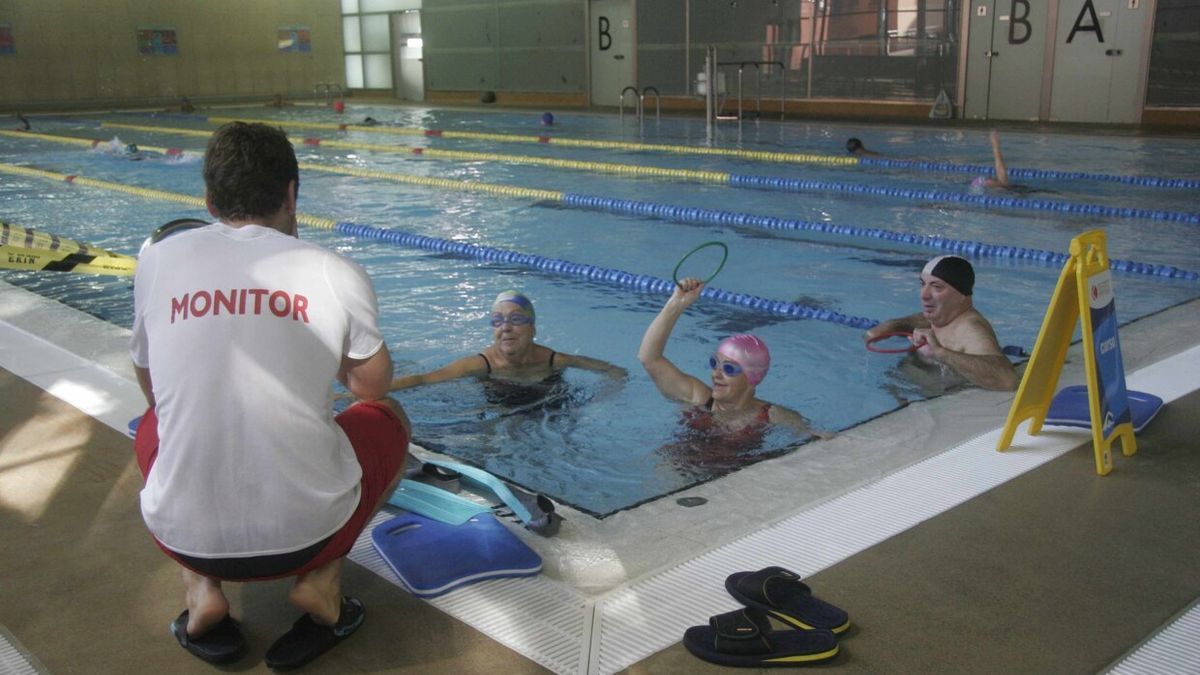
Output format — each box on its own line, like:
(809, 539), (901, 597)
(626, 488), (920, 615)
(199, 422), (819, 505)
(558, 193), (1200, 282)
(331, 221), (881, 330)
(728, 174), (1200, 225)
(858, 157), (1200, 190)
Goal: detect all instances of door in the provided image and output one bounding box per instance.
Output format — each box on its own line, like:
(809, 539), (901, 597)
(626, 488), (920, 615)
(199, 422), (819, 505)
(1049, 0), (1148, 123)
(964, 0), (1049, 120)
(390, 11), (424, 102)
(589, 0), (635, 106)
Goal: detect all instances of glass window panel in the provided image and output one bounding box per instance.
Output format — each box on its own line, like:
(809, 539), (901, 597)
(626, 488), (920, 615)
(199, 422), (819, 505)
(341, 0), (358, 14)
(343, 16), (361, 53)
(362, 14), (391, 52)
(364, 53), (393, 89)
(345, 54), (364, 88)
(361, 0), (418, 12)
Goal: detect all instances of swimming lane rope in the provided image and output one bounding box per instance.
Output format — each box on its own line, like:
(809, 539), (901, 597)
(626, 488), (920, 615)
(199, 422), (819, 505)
(90, 124), (1200, 225)
(201, 115), (1198, 189)
(5, 128), (1197, 282)
(0, 162), (881, 330)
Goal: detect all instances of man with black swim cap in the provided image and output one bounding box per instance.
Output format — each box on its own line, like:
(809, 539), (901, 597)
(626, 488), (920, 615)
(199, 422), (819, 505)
(864, 255), (1018, 391)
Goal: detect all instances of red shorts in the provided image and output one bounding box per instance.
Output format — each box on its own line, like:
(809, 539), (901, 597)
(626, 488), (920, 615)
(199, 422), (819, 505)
(135, 400), (408, 580)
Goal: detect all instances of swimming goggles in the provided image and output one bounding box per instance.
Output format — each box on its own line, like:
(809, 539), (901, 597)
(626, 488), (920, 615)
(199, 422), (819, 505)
(490, 313), (533, 327)
(708, 356), (743, 377)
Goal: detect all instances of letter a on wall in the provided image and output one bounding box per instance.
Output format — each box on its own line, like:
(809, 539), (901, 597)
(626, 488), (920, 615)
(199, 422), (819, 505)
(997, 229), (1135, 475)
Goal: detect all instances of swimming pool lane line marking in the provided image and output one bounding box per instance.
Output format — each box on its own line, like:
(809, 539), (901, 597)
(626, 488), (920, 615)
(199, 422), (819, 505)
(200, 115), (1200, 190)
(0, 162), (878, 330)
(1, 156), (1196, 285)
(89, 124), (1200, 225)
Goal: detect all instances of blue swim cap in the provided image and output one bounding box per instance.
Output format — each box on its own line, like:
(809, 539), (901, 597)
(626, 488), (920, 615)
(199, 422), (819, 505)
(493, 290), (535, 322)
(541, 112), (554, 126)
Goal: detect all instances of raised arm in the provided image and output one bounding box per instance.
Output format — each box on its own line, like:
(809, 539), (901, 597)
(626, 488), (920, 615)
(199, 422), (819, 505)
(990, 131), (1009, 188)
(638, 278), (711, 405)
(388, 353), (489, 391)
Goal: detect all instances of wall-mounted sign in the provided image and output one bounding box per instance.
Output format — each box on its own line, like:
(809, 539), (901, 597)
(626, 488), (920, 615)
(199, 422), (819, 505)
(278, 27), (312, 52)
(137, 28), (178, 55)
(0, 24), (14, 54)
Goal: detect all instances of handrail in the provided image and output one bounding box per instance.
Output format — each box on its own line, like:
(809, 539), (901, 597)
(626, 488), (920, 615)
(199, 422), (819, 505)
(618, 86), (641, 125)
(641, 87), (661, 122)
(313, 82), (345, 105)
(716, 60), (786, 121)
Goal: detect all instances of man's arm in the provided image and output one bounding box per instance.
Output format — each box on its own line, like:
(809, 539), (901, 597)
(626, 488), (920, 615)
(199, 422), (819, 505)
(863, 313), (929, 342)
(135, 365), (155, 408)
(914, 315), (1018, 391)
(340, 342), (395, 401)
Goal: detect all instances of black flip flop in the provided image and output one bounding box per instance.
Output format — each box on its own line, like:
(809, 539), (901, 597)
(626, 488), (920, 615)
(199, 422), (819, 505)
(725, 566), (850, 634)
(265, 596), (365, 671)
(683, 607), (839, 668)
(169, 610), (247, 664)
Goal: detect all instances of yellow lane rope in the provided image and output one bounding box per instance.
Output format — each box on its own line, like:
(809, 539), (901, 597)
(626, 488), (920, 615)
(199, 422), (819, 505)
(3, 128), (203, 159)
(0, 162), (351, 232)
(91, 123), (733, 184)
(201, 115), (859, 166)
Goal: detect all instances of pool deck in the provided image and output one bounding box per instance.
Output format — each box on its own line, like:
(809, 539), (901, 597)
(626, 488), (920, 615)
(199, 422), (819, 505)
(3, 275), (1200, 673)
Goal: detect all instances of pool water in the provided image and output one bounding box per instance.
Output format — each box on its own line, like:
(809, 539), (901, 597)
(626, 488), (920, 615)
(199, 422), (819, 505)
(3, 106), (1199, 515)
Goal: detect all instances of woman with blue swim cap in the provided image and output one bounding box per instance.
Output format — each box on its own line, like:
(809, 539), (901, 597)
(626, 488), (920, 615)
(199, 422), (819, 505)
(639, 277), (830, 438)
(387, 290), (625, 392)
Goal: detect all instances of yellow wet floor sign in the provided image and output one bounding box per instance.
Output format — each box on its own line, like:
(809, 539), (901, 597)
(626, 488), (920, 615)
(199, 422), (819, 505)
(1, 222), (136, 276)
(997, 229), (1135, 475)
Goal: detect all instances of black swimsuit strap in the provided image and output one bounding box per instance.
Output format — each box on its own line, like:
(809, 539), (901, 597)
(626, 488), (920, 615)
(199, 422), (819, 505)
(478, 353), (492, 375)
(549, 350), (557, 368)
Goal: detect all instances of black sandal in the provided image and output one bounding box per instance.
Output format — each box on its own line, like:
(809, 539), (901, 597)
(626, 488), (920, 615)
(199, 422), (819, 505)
(265, 596), (365, 671)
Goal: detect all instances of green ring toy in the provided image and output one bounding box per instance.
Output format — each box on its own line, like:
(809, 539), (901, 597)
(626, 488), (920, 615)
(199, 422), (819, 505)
(672, 241), (728, 286)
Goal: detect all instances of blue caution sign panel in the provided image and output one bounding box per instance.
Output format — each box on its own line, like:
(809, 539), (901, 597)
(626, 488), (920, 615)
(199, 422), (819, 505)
(998, 229), (1136, 475)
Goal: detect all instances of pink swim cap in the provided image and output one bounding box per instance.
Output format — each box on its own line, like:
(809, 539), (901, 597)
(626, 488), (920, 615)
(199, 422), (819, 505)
(716, 334), (770, 386)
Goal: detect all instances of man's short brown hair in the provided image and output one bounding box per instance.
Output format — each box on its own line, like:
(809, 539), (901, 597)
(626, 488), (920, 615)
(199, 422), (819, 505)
(203, 122), (298, 221)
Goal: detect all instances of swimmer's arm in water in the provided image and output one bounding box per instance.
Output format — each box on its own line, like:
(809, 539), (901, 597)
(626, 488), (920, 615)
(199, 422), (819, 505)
(638, 278), (711, 406)
(386, 353), (489, 391)
(554, 352), (628, 379)
(769, 405), (834, 440)
(911, 318), (1018, 392)
(863, 313), (929, 343)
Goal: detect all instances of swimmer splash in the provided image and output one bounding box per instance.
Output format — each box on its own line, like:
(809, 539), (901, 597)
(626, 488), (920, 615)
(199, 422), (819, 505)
(170, 288), (310, 323)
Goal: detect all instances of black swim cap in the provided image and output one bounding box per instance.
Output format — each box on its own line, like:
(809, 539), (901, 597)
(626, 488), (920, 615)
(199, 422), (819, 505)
(923, 255), (975, 296)
(846, 137), (863, 154)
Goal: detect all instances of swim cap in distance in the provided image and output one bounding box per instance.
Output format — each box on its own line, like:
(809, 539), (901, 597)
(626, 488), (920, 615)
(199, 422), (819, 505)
(716, 334), (770, 386)
(845, 137), (863, 154)
(541, 112), (554, 125)
(922, 255), (975, 296)
(493, 290), (535, 322)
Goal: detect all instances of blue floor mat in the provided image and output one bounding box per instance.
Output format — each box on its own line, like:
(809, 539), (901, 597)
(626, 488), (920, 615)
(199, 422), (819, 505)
(371, 511), (542, 598)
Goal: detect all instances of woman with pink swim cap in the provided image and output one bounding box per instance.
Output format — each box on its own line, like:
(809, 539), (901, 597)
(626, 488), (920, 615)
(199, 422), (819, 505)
(639, 277), (830, 437)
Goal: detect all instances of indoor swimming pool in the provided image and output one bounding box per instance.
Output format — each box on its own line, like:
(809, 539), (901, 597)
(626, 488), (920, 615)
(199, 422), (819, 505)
(3, 105), (1199, 516)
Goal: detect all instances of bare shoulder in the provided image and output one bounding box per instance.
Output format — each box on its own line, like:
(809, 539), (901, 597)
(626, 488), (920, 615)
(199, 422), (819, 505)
(951, 310), (1004, 354)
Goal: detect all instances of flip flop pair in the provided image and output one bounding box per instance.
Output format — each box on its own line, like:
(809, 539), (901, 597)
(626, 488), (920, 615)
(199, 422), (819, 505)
(683, 566), (850, 668)
(170, 597), (365, 670)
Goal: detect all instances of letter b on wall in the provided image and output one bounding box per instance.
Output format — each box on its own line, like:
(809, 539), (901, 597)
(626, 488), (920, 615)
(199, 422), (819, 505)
(598, 16), (611, 50)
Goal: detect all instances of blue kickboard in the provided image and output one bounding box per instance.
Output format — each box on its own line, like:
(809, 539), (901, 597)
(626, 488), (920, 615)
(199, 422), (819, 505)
(1044, 385), (1164, 433)
(371, 511), (541, 598)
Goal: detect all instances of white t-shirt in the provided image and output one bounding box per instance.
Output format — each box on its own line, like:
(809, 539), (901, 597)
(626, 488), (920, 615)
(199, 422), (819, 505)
(130, 222), (384, 558)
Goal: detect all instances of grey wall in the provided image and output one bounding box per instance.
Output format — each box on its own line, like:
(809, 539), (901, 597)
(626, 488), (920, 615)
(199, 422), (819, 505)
(422, 0), (586, 92)
(0, 0), (343, 110)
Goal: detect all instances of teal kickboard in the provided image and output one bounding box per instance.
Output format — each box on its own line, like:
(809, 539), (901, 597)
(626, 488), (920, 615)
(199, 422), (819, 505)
(386, 479), (489, 525)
